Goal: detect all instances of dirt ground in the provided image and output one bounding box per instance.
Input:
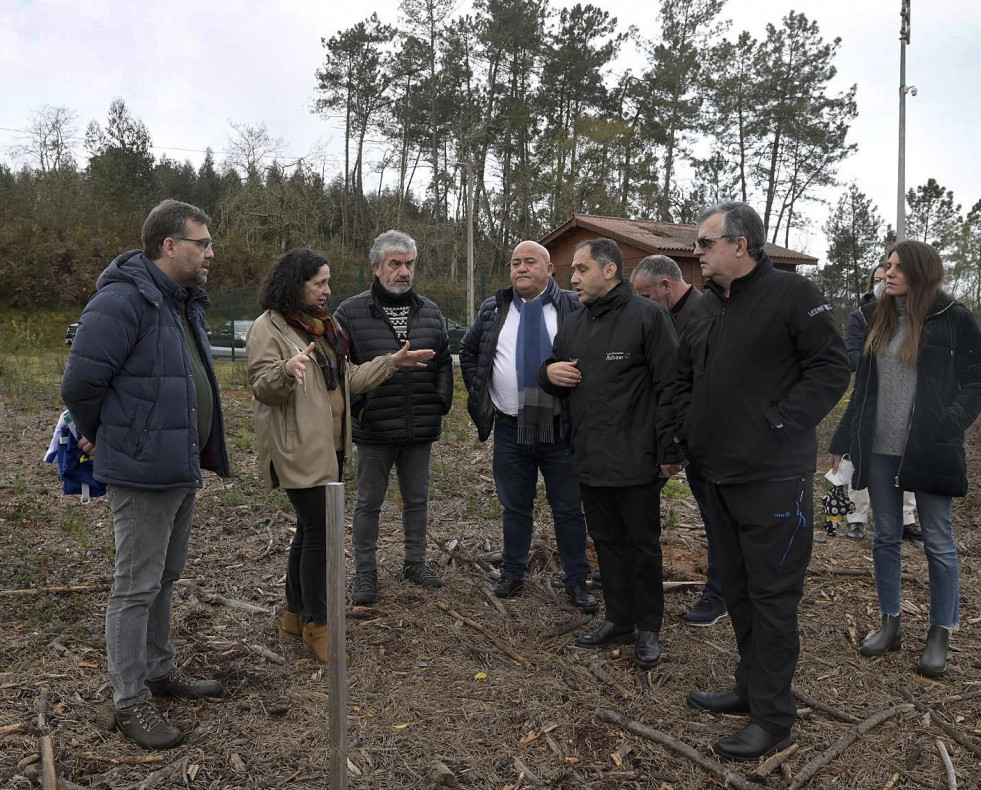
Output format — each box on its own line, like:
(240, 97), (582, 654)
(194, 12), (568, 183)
(2, 370), (981, 789)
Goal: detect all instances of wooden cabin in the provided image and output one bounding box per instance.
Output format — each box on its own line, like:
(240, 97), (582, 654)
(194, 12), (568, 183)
(540, 214), (817, 290)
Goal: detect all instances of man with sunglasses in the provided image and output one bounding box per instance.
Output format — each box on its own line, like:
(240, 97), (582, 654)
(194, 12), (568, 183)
(675, 201), (848, 761)
(62, 199), (230, 749)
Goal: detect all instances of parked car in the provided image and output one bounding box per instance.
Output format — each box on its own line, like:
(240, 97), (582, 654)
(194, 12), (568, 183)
(444, 317), (467, 355)
(65, 323), (79, 345)
(209, 319), (254, 349)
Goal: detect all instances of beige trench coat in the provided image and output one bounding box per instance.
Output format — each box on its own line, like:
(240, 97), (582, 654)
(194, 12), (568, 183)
(247, 310), (396, 490)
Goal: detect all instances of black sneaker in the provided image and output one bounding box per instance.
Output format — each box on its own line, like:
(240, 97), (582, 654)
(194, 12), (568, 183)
(903, 523), (922, 541)
(403, 564), (445, 589)
(566, 581), (599, 613)
(146, 669), (221, 699)
(681, 596), (728, 627)
(352, 569), (378, 605)
(115, 700), (184, 750)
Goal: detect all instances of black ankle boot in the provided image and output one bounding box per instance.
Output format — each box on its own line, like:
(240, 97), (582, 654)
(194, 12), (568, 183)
(859, 614), (902, 656)
(916, 625), (950, 677)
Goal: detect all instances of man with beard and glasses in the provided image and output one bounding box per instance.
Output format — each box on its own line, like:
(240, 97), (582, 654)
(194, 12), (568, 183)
(334, 231), (453, 605)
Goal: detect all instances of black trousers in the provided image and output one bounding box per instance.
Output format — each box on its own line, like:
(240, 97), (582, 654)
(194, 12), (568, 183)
(704, 475), (814, 735)
(580, 483), (664, 632)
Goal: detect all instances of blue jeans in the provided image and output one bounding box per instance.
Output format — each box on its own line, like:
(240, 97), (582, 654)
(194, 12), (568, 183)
(105, 485), (196, 709)
(492, 414), (590, 584)
(353, 442), (432, 571)
(868, 454), (959, 628)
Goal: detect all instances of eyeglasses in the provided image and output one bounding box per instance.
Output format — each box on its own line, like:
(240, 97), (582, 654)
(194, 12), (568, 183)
(178, 237), (214, 250)
(694, 235), (731, 250)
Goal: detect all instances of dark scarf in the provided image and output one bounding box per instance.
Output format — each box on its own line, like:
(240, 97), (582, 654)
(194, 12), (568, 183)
(286, 304), (349, 390)
(513, 278), (562, 444)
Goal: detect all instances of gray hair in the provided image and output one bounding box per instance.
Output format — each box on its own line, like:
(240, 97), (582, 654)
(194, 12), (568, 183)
(142, 199), (212, 260)
(633, 255), (682, 283)
(696, 200), (765, 261)
(574, 238), (623, 278)
(369, 230), (417, 267)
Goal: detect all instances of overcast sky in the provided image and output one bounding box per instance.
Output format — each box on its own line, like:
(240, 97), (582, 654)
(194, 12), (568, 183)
(2, 0), (978, 260)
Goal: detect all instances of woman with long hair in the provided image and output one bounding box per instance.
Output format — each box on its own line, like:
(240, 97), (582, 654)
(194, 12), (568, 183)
(246, 248), (433, 662)
(830, 240), (981, 676)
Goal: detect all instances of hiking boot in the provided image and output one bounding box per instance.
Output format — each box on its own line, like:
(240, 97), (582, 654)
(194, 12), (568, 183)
(682, 596), (728, 627)
(352, 569), (378, 605)
(903, 523), (923, 541)
(492, 576), (524, 598)
(114, 700), (184, 750)
(403, 563), (445, 589)
(279, 609), (301, 640)
(845, 523), (865, 540)
(146, 669), (221, 699)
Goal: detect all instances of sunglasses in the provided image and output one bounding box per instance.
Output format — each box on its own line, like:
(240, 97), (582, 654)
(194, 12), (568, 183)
(694, 235), (732, 250)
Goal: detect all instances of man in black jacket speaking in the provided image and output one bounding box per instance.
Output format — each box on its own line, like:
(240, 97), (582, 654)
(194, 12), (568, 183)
(540, 238), (683, 669)
(334, 230), (453, 605)
(676, 201), (849, 761)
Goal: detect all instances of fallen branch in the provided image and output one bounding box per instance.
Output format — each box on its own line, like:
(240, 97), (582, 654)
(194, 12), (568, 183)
(0, 722), (24, 736)
(543, 615), (594, 640)
(471, 579), (508, 617)
(246, 643), (285, 665)
(196, 592), (269, 614)
(901, 688), (981, 759)
(595, 707), (757, 790)
(0, 584), (110, 597)
(753, 742), (799, 778)
(442, 541), (500, 580)
(936, 739), (957, 790)
(257, 518), (276, 560)
(788, 703), (914, 789)
(80, 753), (167, 765)
(432, 602), (532, 669)
(806, 567), (922, 585)
(882, 772), (902, 789)
(793, 689), (860, 724)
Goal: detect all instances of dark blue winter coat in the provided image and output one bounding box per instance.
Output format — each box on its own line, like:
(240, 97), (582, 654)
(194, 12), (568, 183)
(61, 250), (230, 489)
(459, 280), (582, 442)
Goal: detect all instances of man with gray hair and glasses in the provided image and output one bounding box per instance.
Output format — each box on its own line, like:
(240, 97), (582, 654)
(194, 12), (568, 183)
(673, 201), (849, 761)
(334, 230), (453, 605)
(631, 255), (726, 629)
(62, 199), (230, 749)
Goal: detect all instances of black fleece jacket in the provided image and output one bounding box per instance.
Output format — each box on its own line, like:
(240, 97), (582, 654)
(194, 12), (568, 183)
(675, 253), (850, 485)
(538, 280), (682, 487)
(830, 293), (981, 497)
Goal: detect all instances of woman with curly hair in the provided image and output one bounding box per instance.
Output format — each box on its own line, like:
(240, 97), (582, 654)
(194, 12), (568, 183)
(246, 248), (433, 662)
(830, 240), (981, 676)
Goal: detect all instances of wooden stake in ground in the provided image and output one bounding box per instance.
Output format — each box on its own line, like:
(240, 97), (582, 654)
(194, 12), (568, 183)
(325, 482), (348, 790)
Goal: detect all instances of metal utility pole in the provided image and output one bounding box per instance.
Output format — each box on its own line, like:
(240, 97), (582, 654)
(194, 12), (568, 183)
(896, 0), (912, 241)
(460, 159), (476, 325)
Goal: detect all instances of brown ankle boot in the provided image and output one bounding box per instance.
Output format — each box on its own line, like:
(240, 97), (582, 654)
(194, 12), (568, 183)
(279, 610), (301, 640)
(301, 623), (351, 666)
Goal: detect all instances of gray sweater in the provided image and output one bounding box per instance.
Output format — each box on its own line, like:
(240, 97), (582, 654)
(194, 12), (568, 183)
(872, 299), (917, 455)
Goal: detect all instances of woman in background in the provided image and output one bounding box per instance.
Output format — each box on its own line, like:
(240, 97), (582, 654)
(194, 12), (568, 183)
(247, 248), (433, 663)
(830, 240), (981, 676)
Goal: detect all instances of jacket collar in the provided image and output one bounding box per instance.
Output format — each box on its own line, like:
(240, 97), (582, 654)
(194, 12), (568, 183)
(704, 250), (773, 300)
(585, 279), (632, 318)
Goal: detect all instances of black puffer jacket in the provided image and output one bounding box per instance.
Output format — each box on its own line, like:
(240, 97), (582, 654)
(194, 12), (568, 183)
(830, 293), (981, 497)
(333, 284), (453, 445)
(676, 253), (850, 485)
(459, 279), (582, 441)
(538, 280), (683, 487)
